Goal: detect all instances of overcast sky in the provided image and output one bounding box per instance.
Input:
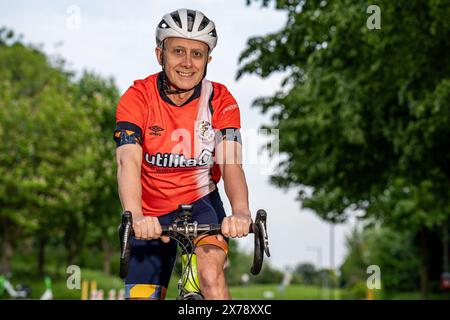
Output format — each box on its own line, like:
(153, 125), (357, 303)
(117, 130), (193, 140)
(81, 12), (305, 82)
(1, 0), (360, 272)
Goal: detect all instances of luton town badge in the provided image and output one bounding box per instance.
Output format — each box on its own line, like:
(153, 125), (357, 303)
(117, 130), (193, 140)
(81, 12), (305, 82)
(197, 120), (215, 142)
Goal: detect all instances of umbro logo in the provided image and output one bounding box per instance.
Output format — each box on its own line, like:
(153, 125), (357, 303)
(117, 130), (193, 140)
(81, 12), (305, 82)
(149, 125), (164, 136)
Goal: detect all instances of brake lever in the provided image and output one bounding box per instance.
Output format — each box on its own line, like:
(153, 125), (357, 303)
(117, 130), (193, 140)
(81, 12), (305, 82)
(256, 209), (271, 257)
(119, 211), (134, 279)
(258, 220), (271, 258)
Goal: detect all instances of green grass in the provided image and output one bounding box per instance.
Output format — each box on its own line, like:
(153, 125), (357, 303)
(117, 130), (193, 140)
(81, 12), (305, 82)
(2, 269), (447, 300)
(165, 276), (343, 300)
(378, 291), (448, 300)
(0, 269), (124, 300)
(1, 269), (342, 300)
(229, 284), (341, 300)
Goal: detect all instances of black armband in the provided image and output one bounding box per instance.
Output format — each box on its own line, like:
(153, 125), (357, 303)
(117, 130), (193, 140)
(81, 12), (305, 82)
(113, 122), (143, 147)
(215, 128), (242, 145)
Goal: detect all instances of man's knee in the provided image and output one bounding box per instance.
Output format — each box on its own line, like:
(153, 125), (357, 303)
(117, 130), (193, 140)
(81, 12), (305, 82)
(199, 265), (225, 284)
(196, 246), (227, 284)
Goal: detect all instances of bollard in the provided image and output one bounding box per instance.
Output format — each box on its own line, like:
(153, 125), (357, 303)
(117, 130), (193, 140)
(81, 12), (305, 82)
(81, 280), (89, 300)
(108, 289), (116, 300)
(366, 288), (374, 300)
(81, 279), (123, 300)
(89, 281), (98, 300)
(96, 289), (104, 300)
(117, 288), (125, 300)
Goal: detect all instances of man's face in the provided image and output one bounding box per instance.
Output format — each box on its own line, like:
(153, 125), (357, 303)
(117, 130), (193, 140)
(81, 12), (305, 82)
(156, 37), (212, 91)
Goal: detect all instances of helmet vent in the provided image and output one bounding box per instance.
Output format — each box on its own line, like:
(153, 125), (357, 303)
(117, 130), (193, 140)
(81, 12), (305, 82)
(198, 16), (210, 31)
(186, 10), (196, 32)
(208, 29), (217, 37)
(170, 11), (182, 29)
(158, 20), (168, 29)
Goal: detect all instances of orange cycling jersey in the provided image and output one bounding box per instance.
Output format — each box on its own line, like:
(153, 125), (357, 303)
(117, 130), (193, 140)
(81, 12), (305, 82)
(114, 72), (241, 216)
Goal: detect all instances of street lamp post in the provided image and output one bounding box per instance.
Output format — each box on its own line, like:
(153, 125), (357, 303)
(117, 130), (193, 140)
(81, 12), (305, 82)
(330, 222), (336, 300)
(307, 246), (323, 299)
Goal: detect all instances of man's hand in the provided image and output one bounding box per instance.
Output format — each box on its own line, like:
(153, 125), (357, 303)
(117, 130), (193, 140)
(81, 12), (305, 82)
(221, 212), (252, 239)
(133, 216), (170, 243)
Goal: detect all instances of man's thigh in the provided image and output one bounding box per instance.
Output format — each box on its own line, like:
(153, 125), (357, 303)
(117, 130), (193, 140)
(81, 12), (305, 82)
(125, 237), (177, 300)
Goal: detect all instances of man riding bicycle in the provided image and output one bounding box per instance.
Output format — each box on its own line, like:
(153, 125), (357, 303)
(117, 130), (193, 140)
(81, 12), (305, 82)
(113, 8), (252, 300)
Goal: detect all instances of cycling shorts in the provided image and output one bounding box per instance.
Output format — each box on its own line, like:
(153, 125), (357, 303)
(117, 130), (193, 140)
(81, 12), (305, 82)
(124, 188), (228, 299)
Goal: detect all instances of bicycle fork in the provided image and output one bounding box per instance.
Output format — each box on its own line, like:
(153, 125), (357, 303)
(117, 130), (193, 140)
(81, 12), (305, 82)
(178, 253), (204, 300)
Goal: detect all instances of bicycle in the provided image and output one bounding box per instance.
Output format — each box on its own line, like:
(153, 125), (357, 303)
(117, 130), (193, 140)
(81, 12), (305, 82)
(0, 273), (32, 299)
(0, 274), (53, 300)
(119, 204), (270, 300)
(39, 276), (53, 300)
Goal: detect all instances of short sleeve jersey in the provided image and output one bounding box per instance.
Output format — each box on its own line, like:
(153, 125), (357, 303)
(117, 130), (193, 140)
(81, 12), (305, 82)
(115, 72), (241, 216)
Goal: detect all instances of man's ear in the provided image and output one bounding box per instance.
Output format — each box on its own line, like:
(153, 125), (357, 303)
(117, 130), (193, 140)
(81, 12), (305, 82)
(155, 47), (163, 66)
(207, 55), (212, 64)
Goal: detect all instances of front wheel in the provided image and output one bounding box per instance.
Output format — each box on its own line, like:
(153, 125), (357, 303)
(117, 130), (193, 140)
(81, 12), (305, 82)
(178, 292), (204, 300)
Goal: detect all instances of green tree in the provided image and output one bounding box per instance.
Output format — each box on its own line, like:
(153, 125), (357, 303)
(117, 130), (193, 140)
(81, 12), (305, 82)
(0, 28), (121, 275)
(340, 224), (421, 298)
(294, 263), (318, 285)
(339, 227), (367, 289)
(72, 71), (121, 274)
(239, 1), (450, 297)
(0, 28), (76, 273)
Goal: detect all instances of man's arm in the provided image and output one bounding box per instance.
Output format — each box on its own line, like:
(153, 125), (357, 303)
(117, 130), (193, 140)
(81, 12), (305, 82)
(216, 140), (252, 238)
(116, 144), (168, 241)
(116, 144), (143, 217)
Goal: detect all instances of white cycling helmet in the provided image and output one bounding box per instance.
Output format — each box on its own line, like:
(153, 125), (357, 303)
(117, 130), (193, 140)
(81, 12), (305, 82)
(156, 9), (218, 52)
